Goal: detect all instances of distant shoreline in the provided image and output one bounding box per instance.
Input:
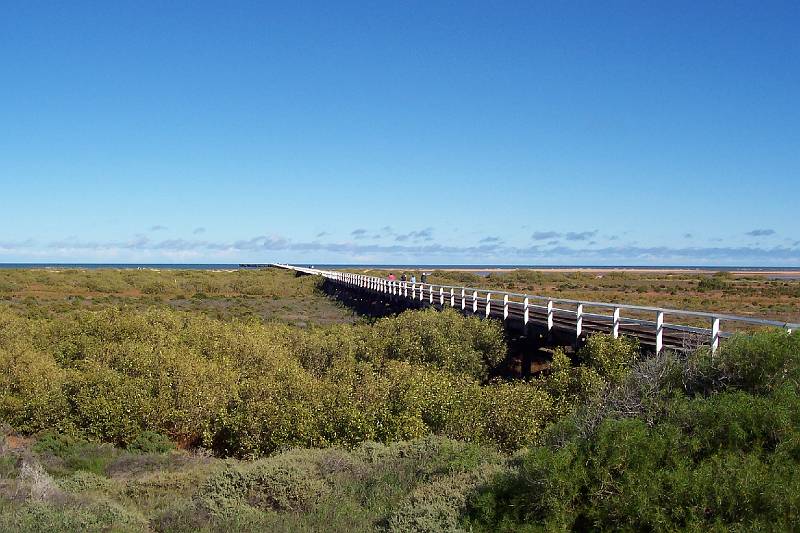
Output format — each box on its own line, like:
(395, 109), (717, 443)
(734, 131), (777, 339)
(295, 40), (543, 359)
(360, 266), (800, 276)
(1, 263), (799, 277)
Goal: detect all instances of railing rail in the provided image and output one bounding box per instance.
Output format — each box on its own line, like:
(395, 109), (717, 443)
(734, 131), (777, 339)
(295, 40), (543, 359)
(272, 263), (797, 353)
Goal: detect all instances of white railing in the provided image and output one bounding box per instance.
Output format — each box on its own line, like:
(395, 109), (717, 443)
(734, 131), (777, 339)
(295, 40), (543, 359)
(272, 264), (798, 354)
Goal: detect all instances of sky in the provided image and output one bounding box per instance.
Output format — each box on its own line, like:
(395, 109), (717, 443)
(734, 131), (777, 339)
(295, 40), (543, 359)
(1, 1), (798, 266)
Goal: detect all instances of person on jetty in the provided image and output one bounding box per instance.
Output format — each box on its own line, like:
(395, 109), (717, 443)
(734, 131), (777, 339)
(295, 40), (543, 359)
(387, 272), (396, 281)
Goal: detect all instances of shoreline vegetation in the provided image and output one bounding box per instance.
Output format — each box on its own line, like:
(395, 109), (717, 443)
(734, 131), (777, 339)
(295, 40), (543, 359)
(0, 267), (798, 531)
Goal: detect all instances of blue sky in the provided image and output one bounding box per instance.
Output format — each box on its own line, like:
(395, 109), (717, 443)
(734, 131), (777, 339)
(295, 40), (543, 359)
(1, 1), (798, 265)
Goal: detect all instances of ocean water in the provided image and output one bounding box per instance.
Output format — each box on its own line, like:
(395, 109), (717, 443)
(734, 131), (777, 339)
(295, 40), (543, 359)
(1, 263), (798, 274)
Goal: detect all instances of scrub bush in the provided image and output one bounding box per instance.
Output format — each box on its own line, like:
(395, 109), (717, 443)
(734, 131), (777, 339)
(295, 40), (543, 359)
(465, 330), (800, 531)
(127, 432), (174, 455)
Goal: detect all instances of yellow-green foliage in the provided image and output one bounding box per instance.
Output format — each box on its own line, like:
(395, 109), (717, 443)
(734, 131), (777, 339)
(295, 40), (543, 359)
(295, 308), (506, 380)
(577, 334), (639, 385)
(0, 305), (552, 456)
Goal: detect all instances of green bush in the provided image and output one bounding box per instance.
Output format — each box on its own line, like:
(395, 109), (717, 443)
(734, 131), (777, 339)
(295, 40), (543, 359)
(698, 276), (728, 291)
(32, 433), (119, 477)
(578, 334), (639, 384)
(465, 331), (800, 531)
(0, 500), (147, 532)
(683, 329), (800, 395)
(372, 309), (507, 380)
(388, 463), (506, 532)
(127, 432), (174, 455)
(467, 407), (800, 531)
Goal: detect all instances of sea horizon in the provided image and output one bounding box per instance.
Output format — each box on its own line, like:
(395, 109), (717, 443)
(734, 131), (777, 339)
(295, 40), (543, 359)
(1, 263), (799, 272)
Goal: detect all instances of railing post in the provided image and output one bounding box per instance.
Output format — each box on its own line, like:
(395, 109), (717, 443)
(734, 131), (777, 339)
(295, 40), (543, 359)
(485, 292), (491, 318)
(656, 311), (664, 354)
(576, 304), (583, 339)
(711, 317), (720, 354)
(429, 285), (434, 304)
(547, 300), (554, 331)
(420, 284), (425, 302)
(523, 297), (529, 326)
(450, 288), (455, 307)
(612, 307), (620, 338)
(503, 294), (509, 320)
(461, 289), (466, 310)
(411, 283), (416, 299)
(472, 290), (478, 313)
(404, 282), (408, 298)
(439, 287), (444, 305)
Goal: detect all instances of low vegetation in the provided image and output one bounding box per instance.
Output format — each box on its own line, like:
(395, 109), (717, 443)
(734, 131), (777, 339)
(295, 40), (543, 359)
(359, 267), (800, 325)
(0, 267), (355, 326)
(0, 267), (798, 530)
(465, 330), (800, 531)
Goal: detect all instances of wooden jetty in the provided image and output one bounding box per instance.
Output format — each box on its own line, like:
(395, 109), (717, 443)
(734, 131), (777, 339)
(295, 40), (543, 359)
(272, 264), (798, 354)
